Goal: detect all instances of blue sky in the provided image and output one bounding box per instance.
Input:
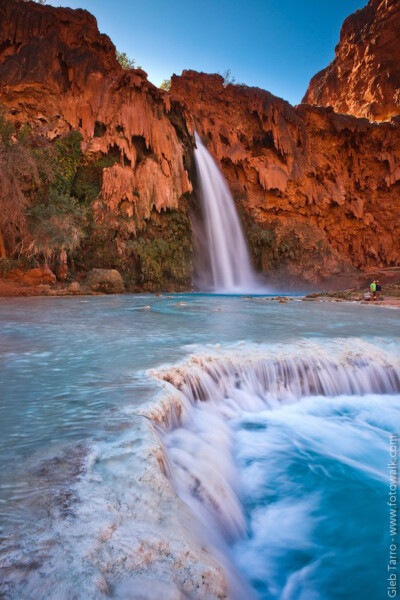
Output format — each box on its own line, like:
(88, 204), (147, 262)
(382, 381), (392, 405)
(47, 0), (366, 105)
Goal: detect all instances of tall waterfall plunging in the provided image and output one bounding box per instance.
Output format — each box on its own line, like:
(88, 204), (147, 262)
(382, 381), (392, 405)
(193, 132), (259, 293)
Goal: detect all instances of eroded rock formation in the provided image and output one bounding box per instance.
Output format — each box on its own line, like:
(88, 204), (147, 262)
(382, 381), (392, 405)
(0, 0), (399, 288)
(303, 0), (400, 122)
(0, 0), (191, 226)
(171, 71), (400, 283)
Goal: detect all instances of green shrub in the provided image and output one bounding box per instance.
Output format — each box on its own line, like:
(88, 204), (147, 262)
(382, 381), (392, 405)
(78, 208), (192, 289)
(53, 131), (83, 194)
(0, 256), (33, 276)
(28, 190), (87, 263)
(72, 154), (118, 204)
(116, 51), (136, 70)
(131, 210), (192, 287)
(0, 117), (43, 256)
(242, 219), (276, 271)
(160, 79), (171, 92)
(0, 112), (14, 147)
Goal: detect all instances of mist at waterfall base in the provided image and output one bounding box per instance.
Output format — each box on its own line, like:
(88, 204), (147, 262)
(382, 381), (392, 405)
(1, 295), (399, 600)
(193, 132), (263, 294)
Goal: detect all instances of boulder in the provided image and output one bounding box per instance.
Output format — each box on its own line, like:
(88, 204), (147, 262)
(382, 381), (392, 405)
(3, 268), (24, 281)
(23, 266), (57, 285)
(85, 269), (125, 294)
(4, 266), (56, 285)
(68, 281), (81, 294)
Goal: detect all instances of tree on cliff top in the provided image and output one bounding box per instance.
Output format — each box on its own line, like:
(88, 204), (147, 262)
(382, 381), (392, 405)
(220, 69), (236, 86)
(160, 79), (171, 92)
(116, 51), (136, 70)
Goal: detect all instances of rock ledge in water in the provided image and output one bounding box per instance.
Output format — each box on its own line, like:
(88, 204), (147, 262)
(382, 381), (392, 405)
(85, 269), (125, 294)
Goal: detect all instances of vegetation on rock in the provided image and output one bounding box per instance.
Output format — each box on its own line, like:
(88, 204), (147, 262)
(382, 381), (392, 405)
(116, 51), (137, 70)
(239, 202), (332, 282)
(77, 205), (193, 291)
(160, 79), (172, 92)
(219, 69), (238, 86)
(0, 112), (46, 258)
(132, 209), (193, 290)
(27, 190), (86, 265)
(0, 111), (193, 289)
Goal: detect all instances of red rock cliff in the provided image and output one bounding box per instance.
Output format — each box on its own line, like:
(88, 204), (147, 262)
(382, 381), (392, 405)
(303, 0), (400, 122)
(0, 0), (191, 226)
(1, 0), (399, 286)
(172, 71), (400, 282)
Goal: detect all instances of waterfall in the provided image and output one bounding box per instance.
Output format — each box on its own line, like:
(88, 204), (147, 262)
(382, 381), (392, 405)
(193, 132), (259, 293)
(152, 341), (400, 599)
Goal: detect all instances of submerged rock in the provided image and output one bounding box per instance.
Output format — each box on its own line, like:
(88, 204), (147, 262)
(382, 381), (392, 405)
(85, 269), (125, 294)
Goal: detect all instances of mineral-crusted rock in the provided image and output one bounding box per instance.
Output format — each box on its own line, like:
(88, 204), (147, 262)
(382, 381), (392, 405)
(85, 268), (125, 293)
(68, 281), (81, 293)
(171, 71), (400, 282)
(0, 0), (191, 229)
(0, 0), (399, 286)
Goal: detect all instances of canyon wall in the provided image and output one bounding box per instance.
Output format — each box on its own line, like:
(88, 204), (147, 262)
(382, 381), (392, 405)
(0, 0), (194, 290)
(303, 0), (400, 122)
(172, 71), (400, 284)
(0, 0), (191, 219)
(0, 0), (399, 289)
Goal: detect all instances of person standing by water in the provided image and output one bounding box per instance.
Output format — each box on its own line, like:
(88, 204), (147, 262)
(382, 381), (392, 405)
(370, 280), (376, 301)
(376, 280), (382, 300)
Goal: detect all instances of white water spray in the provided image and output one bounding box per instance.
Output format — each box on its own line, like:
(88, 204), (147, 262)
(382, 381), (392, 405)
(153, 341), (400, 599)
(194, 132), (259, 293)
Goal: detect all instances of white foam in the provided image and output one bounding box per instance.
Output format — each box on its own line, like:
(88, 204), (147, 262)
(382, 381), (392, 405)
(3, 339), (399, 599)
(146, 339), (400, 598)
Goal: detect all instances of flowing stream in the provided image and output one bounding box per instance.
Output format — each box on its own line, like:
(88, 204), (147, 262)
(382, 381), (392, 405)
(157, 344), (400, 599)
(0, 295), (399, 600)
(193, 132), (259, 293)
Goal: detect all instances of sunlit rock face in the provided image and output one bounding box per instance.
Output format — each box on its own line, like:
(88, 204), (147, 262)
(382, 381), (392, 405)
(0, 0), (399, 287)
(303, 0), (400, 122)
(171, 71), (400, 284)
(0, 0), (191, 227)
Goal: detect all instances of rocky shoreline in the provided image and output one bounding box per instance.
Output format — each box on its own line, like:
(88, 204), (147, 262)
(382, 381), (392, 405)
(2, 270), (400, 309)
(302, 285), (400, 309)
